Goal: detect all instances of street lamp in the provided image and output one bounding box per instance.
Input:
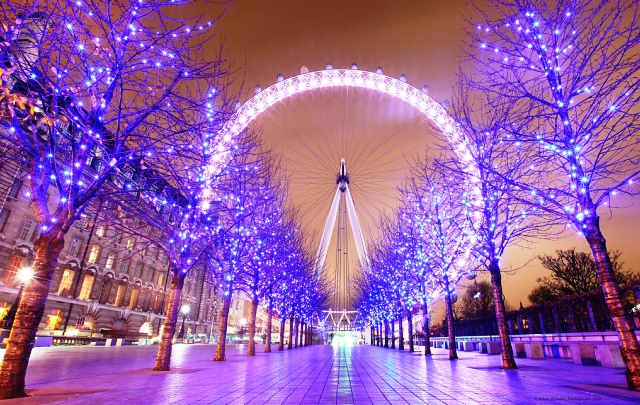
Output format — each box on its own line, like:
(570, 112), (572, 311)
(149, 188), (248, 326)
(1, 267), (34, 334)
(177, 304), (190, 340)
(239, 317), (247, 342)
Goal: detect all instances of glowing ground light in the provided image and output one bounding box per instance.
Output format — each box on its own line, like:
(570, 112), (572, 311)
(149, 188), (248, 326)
(331, 332), (355, 347)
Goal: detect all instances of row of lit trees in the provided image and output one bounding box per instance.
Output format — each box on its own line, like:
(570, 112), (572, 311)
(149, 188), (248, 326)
(0, 0), (328, 399)
(357, 0), (640, 391)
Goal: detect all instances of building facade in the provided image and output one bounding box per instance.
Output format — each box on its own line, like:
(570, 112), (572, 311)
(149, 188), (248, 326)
(0, 165), (222, 340)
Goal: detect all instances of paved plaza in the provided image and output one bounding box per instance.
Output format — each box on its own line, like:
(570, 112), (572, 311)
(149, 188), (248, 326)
(2, 344), (640, 404)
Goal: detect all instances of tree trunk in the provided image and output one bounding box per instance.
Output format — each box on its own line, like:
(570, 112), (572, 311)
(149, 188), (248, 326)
(398, 318), (404, 350)
(384, 321), (389, 348)
(265, 300), (273, 353)
(391, 321), (396, 349)
(153, 275), (184, 371)
(247, 295), (259, 356)
(489, 261), (517, 369)
(585, 219), (640, 391)
(294, 319), (300, 348)
(287, 316), (294, 349)
(213, 291), (232, 361)
(444, 291), (458, 360)
(407, 311), (414, 352)
(423, 303), (431, 355)
(0, 234), (64, 399)
(278, 317), (285, 351)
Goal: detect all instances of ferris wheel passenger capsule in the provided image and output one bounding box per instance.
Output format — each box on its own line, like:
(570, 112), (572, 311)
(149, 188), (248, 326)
(422, 85), (430, 94)
(254, 85), (262, 94)
(351, 63), (358, 70)
(276, 74), (284, 82)
(376, 66), (383, 74)
(399, 74), (407, 82)
(326, 62), (333, 70)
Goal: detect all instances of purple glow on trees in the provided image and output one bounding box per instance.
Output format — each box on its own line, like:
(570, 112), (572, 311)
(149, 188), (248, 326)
(0, 0), (231, 397)
(467, 0), (640, 388)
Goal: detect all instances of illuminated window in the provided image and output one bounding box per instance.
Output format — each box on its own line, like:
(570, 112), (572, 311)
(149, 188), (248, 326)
(96, 226), (106, 237)
(153, 295), (163, 313)
(46, 310), (62, 330)
(58, 269), (74, 296)
(75, 316), (92, 330)
(157, 272), (165, 286)
(126, 238), (135, 251)
(129, 286), (140, 309)
(105, 253), (115, 269)
(88, 245), (100, 263)
(18, 218), (36, 241)
(114, 284), (127, 307)
(0, 208), (11, 232)
(78, 274), (95, 300)
(3, 256), (24, 286)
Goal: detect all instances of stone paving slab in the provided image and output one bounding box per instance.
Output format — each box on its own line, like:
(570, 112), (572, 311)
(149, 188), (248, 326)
(2, 343), (640, 404)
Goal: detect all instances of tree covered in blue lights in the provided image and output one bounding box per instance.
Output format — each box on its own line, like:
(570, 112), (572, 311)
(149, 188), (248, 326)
(0, 0), (232, 396)
(467, 0), (640, 388)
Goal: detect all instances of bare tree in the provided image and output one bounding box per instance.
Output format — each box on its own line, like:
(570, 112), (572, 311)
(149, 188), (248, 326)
(466, 0), (640, 388)
(401, 158), (475, 360)
(442, 76), (555, 368)
(0, 0), (233, 397)
(529, 248), (638, 304)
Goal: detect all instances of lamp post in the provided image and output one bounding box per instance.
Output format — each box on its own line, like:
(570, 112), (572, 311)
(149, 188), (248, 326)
(177, 304), (190, 340)
(1, 267), (34, 335)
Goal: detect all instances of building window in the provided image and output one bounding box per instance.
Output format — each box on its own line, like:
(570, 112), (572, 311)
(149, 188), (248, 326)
(45, 310), (63, 330)
(0, 208), (11, 232)
(75, 316), (92, 330)
(126, 238), (135, 251)
(96, 226), (107, 237)
(105, 253), (115, 270)
(134, 262), (143, 279)
(157, 272), (165, 287)
(121, 258), (131, 273)
(153, 295), (163, 313)
(114, 233), (122, 245)
(18, 218), (36, 241)
(78, 274), (95, 300)
(146, 269), (154, 283)
(58, 269), (74, 297)
(69, 237), (82, 257)
(114, 284), (127, 307)
(87, 245), (100, 264)
(98, 277), (112, 304)
(3, 256), (24, 286)
(8, 178), (21, 199)
(129, 286), (140, 309)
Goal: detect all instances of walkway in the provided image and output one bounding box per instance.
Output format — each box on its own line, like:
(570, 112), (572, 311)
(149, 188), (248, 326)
(3, 344), (640, 404)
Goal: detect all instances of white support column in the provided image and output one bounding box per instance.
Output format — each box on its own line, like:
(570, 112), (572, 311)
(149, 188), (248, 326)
(344, 185), (370, 272)
(315, 187), (342, 277)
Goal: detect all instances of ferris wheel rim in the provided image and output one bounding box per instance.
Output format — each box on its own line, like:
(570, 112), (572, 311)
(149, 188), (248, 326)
(227, 68), (459, 138)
